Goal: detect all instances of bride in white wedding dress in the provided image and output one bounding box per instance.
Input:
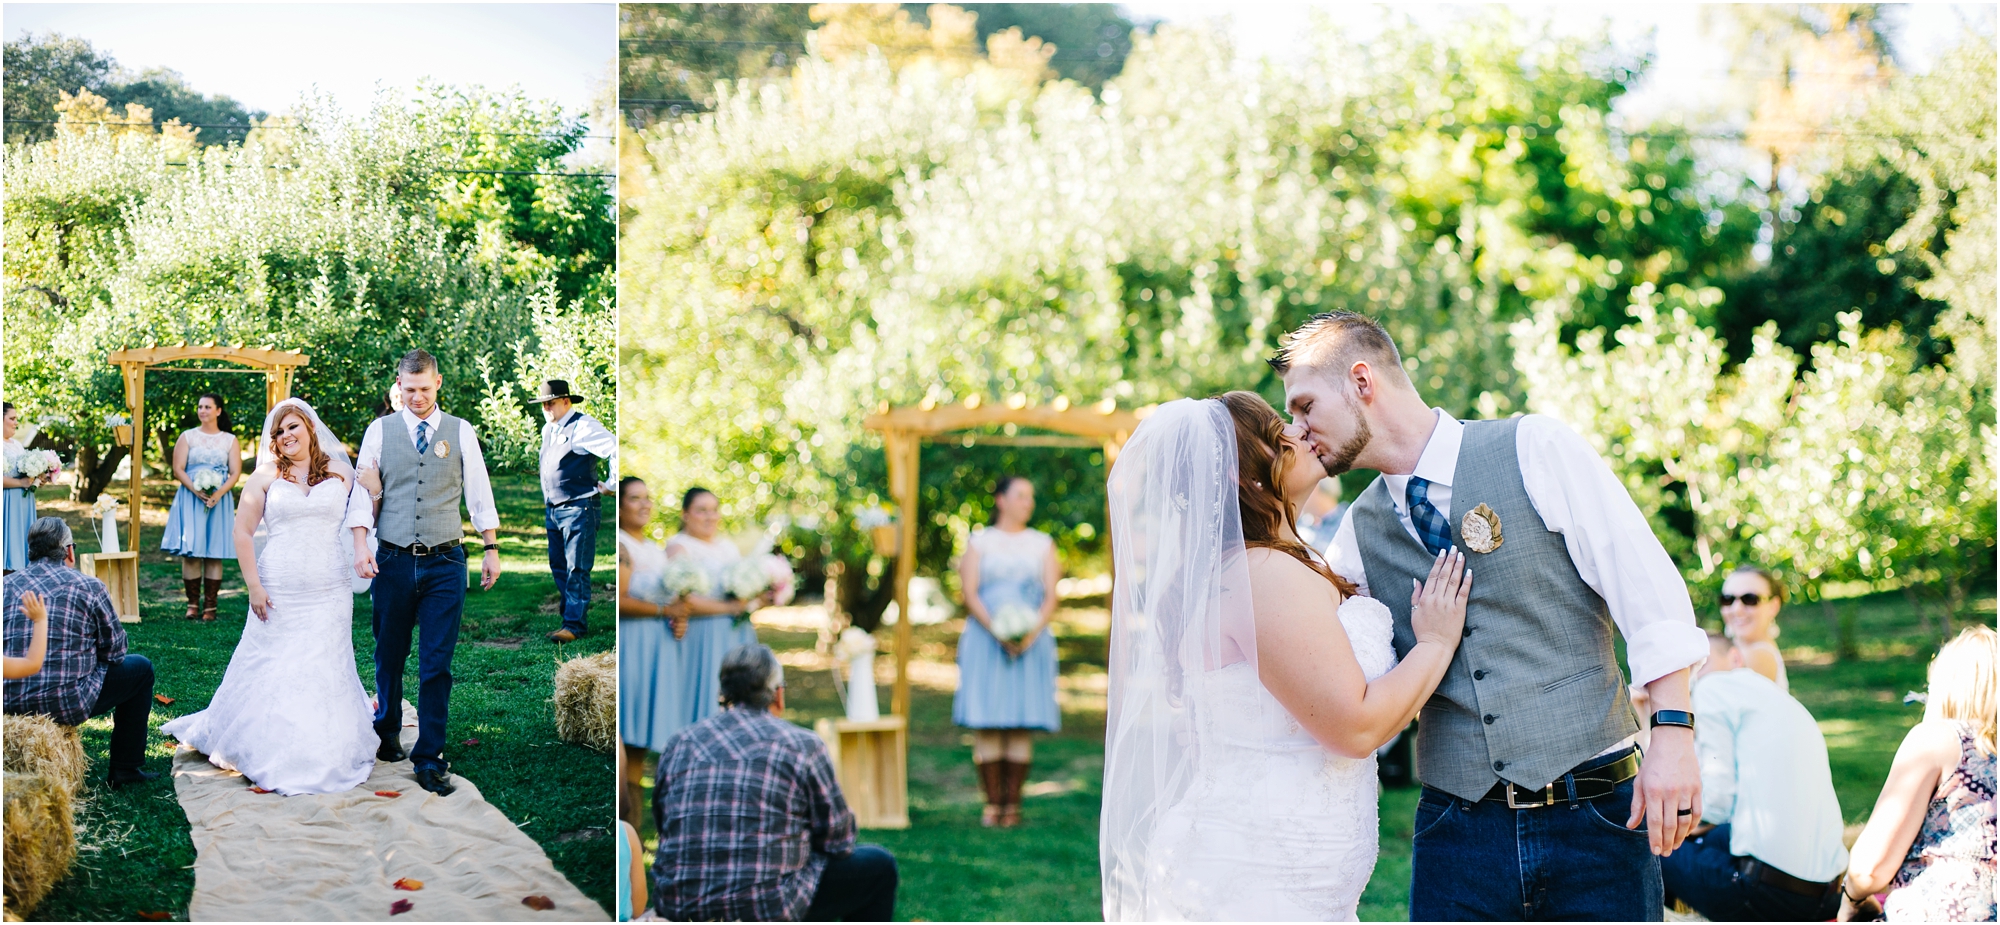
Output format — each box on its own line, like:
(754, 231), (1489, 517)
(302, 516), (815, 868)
(162, 399), (378, 795)
(1101, 394), (1471, 921)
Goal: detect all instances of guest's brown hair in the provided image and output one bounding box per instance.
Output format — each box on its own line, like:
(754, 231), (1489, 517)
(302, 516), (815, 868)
(1219, 391), (1357, 598)
(269, 406), (336, 487)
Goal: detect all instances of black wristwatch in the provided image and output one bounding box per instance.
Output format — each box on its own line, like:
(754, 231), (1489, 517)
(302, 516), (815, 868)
(483, 542), (500, 553)
(1650, 709), (1695, 730)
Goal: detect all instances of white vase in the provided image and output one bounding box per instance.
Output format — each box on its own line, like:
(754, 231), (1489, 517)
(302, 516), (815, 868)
(845, 650), (880, 722)
(99, 511), (120, 554)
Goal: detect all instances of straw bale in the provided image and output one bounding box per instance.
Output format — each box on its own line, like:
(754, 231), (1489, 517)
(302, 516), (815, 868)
(2, 715), (85, 796)
(553, 650), (617, 752)
(3, 771), (76, 918)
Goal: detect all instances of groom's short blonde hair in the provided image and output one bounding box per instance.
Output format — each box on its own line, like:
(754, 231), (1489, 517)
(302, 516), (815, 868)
(1267, 311), (1411, 391)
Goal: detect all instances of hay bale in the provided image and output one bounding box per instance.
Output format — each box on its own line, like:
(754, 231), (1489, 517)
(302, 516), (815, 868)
(553, 650), (617, 752)
(2, 715), (85, 796)
(3, 770), (76, 918)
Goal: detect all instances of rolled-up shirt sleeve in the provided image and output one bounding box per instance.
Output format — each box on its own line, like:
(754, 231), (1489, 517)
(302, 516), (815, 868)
(456, 419), (501, 533)
(1517, 414), (1708, 688)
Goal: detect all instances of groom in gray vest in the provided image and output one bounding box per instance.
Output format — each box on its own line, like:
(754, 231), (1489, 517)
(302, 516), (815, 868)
(349, 349), (502, 796)
(1273, 312), (1708, 921)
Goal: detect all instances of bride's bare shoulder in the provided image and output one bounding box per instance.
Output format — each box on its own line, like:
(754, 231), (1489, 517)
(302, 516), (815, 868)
(1244, 548), (1340, 597)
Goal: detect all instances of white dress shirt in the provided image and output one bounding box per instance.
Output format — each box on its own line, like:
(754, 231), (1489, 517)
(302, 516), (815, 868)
(1326, 409), (1708, 689)
(1693, 667), (1850, 881)
(344, 407), (500, 533)
(539, 409), (617, 500)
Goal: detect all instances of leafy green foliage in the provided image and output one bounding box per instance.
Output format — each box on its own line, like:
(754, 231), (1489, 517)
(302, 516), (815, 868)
(3, 87), (614, 493)
(621, 10), (1759, 559)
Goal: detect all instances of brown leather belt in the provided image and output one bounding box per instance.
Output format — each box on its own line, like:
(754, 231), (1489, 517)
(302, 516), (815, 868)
(1478, 748), (1641, 808)
(379, 539), (462, 557)
(1736, 856), (1842, 898)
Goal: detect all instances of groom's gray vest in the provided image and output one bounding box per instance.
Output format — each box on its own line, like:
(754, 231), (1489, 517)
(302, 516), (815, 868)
(1351, 417), (1639, 801)
(377, 411), (468, 548)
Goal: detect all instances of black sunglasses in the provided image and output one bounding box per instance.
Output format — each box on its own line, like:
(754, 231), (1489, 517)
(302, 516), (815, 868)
(1718, 592), (1765, 608)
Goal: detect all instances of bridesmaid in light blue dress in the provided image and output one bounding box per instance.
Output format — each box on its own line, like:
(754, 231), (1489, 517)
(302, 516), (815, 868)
(665, 487), (763, 730)
(160, 394), (241, 620)
(3, 403), (41, 573)
(615, 476), (685, 829)
(954, 475), (1061, 827)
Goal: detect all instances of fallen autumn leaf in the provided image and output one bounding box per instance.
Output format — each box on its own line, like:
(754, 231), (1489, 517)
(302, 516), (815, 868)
(523, 895), (555, 911)
(390, 899), (413, 915)
(393, 877), (423, 891)
(374, 790), (402, 798)
(154, 694), (175, 705)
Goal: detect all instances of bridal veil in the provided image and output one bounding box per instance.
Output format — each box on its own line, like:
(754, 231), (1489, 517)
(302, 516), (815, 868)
(1100, 398), (1277, 920)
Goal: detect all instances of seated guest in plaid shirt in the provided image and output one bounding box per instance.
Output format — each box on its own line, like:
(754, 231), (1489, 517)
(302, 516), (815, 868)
(652, 644), (898, 921)
(3, 517), (160, 788)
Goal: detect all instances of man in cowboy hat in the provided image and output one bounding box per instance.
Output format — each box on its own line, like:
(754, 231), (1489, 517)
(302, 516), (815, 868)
(535, 379), (616, 642)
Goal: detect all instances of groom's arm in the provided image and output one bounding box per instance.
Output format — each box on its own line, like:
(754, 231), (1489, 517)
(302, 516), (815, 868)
(458, 420), (502, 589)
(1516, 414), (1706, 855)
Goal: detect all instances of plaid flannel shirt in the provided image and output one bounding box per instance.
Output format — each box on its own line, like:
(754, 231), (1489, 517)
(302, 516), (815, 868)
(3, 559), (126, 726)
(652, 705), (857, 922)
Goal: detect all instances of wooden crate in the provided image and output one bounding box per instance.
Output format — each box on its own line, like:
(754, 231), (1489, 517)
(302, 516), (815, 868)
(77, 552), (141, 623)
(814, 716), (909, 829)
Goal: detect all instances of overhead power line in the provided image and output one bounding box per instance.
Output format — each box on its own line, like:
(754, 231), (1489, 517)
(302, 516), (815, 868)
(6, 118), (614, 140)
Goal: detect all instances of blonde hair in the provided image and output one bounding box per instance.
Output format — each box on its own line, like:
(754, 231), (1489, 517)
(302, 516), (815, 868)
(1925, 625), (1997, 757)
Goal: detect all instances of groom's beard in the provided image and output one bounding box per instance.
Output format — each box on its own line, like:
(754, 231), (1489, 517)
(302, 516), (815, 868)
(1317, 403), (1371, 476)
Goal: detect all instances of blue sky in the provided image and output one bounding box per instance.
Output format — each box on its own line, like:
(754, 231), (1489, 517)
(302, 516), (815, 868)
(3, 3), (613, 118)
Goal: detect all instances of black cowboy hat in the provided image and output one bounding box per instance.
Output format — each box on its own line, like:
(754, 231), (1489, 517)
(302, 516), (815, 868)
(530, 379), (586, 404)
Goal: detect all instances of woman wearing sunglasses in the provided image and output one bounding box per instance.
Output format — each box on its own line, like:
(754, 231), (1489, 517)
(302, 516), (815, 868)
(1720, 565), (1787, 692)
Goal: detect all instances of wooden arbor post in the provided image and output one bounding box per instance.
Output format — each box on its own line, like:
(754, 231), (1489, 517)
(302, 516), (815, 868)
(862, 396), (1148, 719)
(106, 345), (310, 554)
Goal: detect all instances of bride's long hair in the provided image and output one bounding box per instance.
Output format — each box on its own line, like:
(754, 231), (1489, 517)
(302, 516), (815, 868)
(268, 405), (336, 487)
(1219, 391), (1357, 598)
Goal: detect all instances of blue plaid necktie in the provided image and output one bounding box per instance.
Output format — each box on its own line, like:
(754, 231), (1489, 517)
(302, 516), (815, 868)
(415, 420), (431, 456)
(1406, 476), (1452, 556)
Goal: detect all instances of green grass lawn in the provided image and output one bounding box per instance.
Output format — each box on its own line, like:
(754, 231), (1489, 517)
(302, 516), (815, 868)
(19, 474), (615, 922)
(638, 579), (1991, 922)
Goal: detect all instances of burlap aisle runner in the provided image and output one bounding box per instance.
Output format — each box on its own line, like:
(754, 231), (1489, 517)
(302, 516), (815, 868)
(170, 701), (606, 922)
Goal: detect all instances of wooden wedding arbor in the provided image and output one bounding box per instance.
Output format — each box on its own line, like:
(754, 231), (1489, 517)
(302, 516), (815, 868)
(107, 345), (310, 553)
(862, 395), (1149, 717)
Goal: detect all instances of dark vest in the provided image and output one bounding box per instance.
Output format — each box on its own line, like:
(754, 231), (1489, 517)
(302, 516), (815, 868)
(1350, 417), (1639, 800)
(542, 412), (604, 505)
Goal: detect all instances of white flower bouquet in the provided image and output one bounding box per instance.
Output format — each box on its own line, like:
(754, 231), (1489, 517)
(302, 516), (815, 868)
(16, 450), (61, 481)
(190, 469), (226, 493)
(989, 603), (1040, 644)
(90, 494), (121, 518)
(833, 626), (878, 661)
(724, 556), (771, 601)
(759, 554), (796, 605)
(658, 557), (710, 602)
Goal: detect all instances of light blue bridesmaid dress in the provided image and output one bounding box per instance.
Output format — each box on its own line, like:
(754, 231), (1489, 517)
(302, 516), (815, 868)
(161, 428), (237, 559)
(953, 526), (1061, 732)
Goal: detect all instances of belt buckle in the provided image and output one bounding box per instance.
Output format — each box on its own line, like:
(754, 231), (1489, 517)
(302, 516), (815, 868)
(1506, 782), (1555, 809)
(411, 542), (431, 556)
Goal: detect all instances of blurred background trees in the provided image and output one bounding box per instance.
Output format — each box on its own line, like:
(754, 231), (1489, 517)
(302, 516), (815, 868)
(615, 3), (1990, 626)
(4, 76), (616, 497)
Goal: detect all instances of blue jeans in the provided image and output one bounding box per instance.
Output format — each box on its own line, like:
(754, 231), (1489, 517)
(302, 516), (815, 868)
(1410, 751), (1662, 921)
(87, 654), (155, 772)
(805, 845), (898, 922)
(1662, 824), (1841, 921)
(371, 544), (465, 772)
(545, 498), (599, 635)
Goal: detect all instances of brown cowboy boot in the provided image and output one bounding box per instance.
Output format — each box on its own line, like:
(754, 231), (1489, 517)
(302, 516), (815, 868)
(1001, 760), (1031, 827)
(183, 578), (202, 619)
(976, 760), (1004, 827)
(201, 577), (221, 621)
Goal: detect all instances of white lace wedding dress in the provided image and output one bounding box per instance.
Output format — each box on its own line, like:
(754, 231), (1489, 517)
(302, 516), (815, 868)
(162, 475), (378, 795)
(1142, 595), (1399, 921)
